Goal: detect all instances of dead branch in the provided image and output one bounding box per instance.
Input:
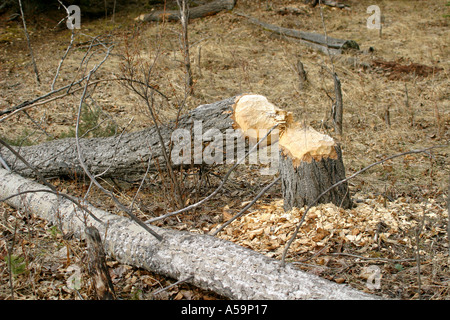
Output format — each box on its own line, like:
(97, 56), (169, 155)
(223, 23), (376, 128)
(18, 0), (40, 84)
(135, 0), (236, 22)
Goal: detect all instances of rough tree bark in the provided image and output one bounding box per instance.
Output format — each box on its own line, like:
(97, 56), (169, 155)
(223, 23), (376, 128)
(0, 168), (378, 300)
(135, 0), (236, 22)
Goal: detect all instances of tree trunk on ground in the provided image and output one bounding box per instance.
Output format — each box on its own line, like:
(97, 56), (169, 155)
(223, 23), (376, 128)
(135, 0), (236, 22)
(0, 168), (378, 300)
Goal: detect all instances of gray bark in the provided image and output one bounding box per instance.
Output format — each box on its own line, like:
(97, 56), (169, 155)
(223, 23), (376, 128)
(0, 97), (237, 180)
(0, 168), (379, 300)
(280, 145), (352, 211)
(85, 226), (117, 300)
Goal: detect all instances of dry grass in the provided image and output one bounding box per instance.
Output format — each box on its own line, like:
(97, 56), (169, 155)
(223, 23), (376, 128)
(0, 0), (448, 300)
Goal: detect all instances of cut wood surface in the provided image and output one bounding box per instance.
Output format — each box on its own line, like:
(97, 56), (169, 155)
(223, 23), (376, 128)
(135, 0), (236, 22)
(235, 12), (359, 55)
(0, 168), (379, 300)
(0, 97), (238, 180)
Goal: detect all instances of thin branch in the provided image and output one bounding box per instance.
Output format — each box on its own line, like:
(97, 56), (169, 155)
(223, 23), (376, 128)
(74, 54), (163, 241)
(152, 275), (194, 296)
(329, 252), (416, 263)
(52, 28), (75, 91)
(280, 144), (448, 267)
(145, 124), (280, 224)
(414, 199), (428, 300)
(210, 176), (281, 236)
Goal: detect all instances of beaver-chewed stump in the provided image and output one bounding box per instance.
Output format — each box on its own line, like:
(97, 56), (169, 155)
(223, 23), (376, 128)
(232, 94), (352, 211)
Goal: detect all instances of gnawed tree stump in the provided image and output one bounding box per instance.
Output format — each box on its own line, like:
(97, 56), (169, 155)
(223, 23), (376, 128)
(2, 95), (351, 210)
(231, 94), (352, 210)
(280, 142), (352, 211)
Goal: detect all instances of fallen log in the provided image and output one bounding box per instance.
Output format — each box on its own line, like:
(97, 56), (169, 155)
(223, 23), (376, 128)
(235, 12), (359, 55)
(0, 168), (379, 300)
(1, 95), (352, 209)
(306, 0), (350, 9)
(231, 95), (352, 210)
(135, 0), (236, 22)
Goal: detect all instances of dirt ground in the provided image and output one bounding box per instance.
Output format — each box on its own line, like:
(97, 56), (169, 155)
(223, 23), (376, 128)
(0, 0), (449, 300)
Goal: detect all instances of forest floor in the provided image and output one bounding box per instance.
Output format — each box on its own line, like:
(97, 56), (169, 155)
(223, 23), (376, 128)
(0, 0), (449, 300)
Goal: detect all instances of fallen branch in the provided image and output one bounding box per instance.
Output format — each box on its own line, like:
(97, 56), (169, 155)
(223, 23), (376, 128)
(135, 0), (236, 22)
(0, 168), (379, 300)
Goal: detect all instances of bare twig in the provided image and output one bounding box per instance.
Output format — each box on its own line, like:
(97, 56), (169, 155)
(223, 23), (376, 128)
(176, 0), (194, 93)
(152, 275), (194, 297)
(52, 29), (75, 90)
(414, 200), (428, 300)
(0, 154), (11, 171)
(280, 145), (448, 267)
(329, 252), (415, 263)
(53, 1), (76, 91)
(318, 0), (343, 137)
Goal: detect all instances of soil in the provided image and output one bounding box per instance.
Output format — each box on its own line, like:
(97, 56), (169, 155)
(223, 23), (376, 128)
(0, 0), (449, 300)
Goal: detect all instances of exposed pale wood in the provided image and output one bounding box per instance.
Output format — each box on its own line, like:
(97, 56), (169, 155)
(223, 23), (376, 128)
(0, 168), (379, 300)
(135, 0), (236, 22)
